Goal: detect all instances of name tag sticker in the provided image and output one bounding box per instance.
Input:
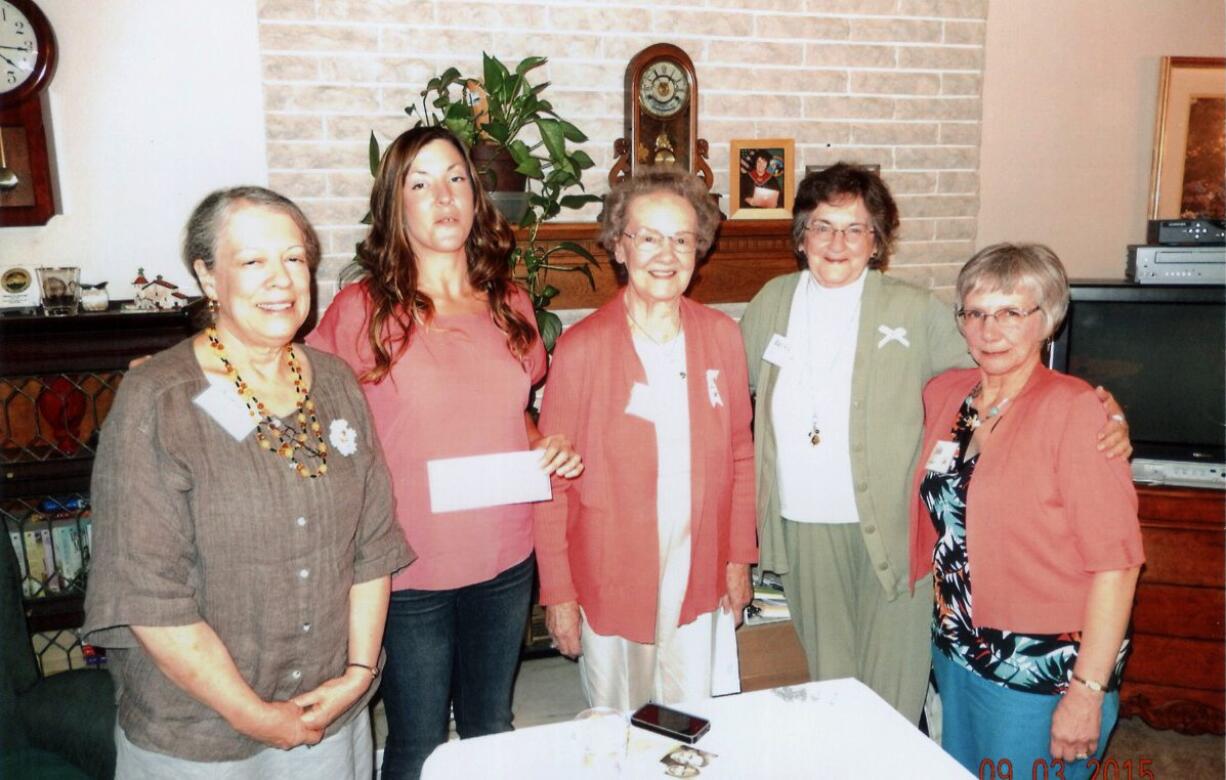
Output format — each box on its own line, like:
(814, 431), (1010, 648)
(763, 334), (792, 367)
(193, 382), (257, 442)
(625, 381), (654, 421)
(924, 440), (959, 473)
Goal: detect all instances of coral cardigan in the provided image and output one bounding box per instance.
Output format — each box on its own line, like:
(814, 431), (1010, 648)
(533, 292), (758, 644)
(909, 366), (1145, 634)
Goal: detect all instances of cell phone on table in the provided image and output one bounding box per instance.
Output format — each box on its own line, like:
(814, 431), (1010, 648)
(630, 703), (711, 744)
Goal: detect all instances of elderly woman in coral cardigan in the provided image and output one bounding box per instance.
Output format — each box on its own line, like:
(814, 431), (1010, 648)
(533, 167), (757, 711)
(910, 243), (1145, 779)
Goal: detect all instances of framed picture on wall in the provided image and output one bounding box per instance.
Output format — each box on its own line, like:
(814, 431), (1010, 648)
(1148, 56), (1225, 220)
(729, 139), (794, 220)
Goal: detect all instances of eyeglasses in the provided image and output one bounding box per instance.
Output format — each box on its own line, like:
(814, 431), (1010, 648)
(622, 228), (699, 257)
(955, 305), (1042, 331)
(803, 221), (875, 247)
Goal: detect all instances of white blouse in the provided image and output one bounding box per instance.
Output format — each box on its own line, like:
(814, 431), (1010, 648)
(769, 271), (865, 523)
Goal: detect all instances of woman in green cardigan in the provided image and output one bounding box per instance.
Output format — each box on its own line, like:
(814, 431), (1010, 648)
(738, 163), (1131, 725)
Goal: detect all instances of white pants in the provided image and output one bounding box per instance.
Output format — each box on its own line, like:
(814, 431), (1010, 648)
(579, 607), (739, 711)
(114, 710), (373, 779)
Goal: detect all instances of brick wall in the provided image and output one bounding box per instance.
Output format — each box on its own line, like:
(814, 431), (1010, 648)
(256, 0), (986, 297)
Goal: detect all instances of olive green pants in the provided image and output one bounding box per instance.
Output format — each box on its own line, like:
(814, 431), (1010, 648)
(780, 519), (932, 725)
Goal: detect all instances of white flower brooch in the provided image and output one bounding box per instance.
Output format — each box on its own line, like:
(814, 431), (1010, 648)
(329, 419), (358, 456)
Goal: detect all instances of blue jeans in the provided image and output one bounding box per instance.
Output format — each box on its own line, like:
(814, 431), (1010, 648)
(378, 554), (534, 780)
(933, 646), (1120, 780)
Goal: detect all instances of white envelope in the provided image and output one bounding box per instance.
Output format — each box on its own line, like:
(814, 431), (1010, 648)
(427, 450), (552, 513)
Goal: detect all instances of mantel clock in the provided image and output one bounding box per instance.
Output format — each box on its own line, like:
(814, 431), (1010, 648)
(610, 44), (713, 190)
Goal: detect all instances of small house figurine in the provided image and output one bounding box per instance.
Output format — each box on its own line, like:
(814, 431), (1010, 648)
(132, 268), (190, 310)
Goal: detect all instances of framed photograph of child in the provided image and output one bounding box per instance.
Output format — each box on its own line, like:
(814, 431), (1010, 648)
(729, 139), (795, 220)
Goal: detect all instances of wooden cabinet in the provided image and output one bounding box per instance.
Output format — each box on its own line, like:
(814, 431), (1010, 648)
(734, 486), (1225, 737)
(737, 620), (809, 693)
(0, 303), (199, 668)
(1122, 485), (1225, 734)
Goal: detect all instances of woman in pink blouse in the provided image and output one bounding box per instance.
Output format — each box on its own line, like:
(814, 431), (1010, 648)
(308, 127), (581, 780)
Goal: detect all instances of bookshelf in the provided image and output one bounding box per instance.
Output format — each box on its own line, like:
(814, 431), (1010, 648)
(0, 301), (201, 674)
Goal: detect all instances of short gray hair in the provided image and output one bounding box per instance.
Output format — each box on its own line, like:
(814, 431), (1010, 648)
(183, 186), (321, 276)
(956, 242), (1070, 338)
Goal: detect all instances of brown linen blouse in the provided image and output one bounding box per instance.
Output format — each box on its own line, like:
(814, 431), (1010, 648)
(83, 337), (414, 761)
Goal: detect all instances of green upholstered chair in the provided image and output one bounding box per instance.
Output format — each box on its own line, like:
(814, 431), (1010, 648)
(1, 534), (116, 779)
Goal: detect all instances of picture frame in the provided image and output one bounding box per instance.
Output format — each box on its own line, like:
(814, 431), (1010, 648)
(1148, 56), (1225, 220)
(729, 138), (795, 220)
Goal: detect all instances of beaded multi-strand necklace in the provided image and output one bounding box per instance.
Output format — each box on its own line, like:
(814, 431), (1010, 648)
(206, 326), (328, 478)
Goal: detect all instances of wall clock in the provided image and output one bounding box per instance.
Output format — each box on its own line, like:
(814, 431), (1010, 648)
(0, 0), (57, 227)
(610, 43), (713, 190)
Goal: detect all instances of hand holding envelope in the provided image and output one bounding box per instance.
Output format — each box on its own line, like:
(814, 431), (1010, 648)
(428, 451), (553, 513)
(426, 436), (583, 514)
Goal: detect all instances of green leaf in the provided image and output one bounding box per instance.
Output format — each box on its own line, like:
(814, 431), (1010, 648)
(483, 52), (510, 97)
(506, 139), (533, 165)
(514, 155), (544, 179)
(569, 150), (595, 170)
(536, 309), (563, 353)
(573, 263), (596, 290)
(541, 284), (560, 300)
(515, 56), (548, 77)
(558, 120), (588, 143)
(368, 132), (381, 176)
(537, 118), (567, 162)
(555, 241), (599, 265)
(483, 119), (511, 145)
(560, 194), (601, 211)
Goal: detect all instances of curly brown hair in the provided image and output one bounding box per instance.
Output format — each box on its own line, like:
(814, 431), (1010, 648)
(790, 162), (900, 271)
(355, 126), (537, 384)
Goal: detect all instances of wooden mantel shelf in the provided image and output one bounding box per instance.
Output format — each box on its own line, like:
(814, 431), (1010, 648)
(515, 219), (797, 309)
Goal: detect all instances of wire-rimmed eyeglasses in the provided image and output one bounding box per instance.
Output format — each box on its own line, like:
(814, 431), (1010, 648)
(803, 221), (875, 247)
(622, 228), (699, 257)
(955, 305), (1042, 331)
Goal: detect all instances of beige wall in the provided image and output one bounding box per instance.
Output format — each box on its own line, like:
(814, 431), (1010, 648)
(2, 0), (268, 299)
(257, 0), (991, 296)
(977, 0), (1225, 280)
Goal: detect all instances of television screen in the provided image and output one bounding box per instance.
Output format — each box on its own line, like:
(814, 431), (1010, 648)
(1051, 284), (1225, 463)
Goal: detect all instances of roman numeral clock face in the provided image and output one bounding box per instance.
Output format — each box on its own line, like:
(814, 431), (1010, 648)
(0, 1), (39, 95)
(638, 60), (689, 119)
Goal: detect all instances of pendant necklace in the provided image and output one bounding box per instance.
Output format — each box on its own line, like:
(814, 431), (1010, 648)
(207, 327), (329, 478)
(965, 382), (1013, 432)
(797, 275), (860, 446)
(625, 302), (686, 380)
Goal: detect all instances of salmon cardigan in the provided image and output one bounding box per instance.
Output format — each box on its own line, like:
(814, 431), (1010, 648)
(533, 292), (758, 644)
(908, 366), (1145, 634)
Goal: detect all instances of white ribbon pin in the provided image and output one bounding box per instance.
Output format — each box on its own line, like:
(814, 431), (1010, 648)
(706, 369), (724, 408)
(877, 325), (910, 349)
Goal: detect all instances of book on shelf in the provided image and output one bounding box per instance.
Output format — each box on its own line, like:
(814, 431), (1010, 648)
(51, 523), (85, 589)
(23, 529), (48, 596)
(9, 531), (31, 597)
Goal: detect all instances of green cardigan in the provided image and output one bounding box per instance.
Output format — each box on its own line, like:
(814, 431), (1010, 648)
(739, 270), (972, 599)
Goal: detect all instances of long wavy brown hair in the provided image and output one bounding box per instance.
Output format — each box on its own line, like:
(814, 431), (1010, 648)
(356, 126), (536, 383)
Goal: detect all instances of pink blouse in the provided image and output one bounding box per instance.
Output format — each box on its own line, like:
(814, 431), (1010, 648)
(308, 282), (546, 590)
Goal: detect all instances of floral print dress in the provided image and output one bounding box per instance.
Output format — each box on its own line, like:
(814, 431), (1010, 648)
(919, 395), (1129, 695)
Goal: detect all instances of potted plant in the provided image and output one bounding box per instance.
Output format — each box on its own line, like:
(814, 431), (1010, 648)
(365, 52), (602, 351)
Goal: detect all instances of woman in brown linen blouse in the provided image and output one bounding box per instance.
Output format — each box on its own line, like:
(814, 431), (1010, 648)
(83, 187), (413, 778)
